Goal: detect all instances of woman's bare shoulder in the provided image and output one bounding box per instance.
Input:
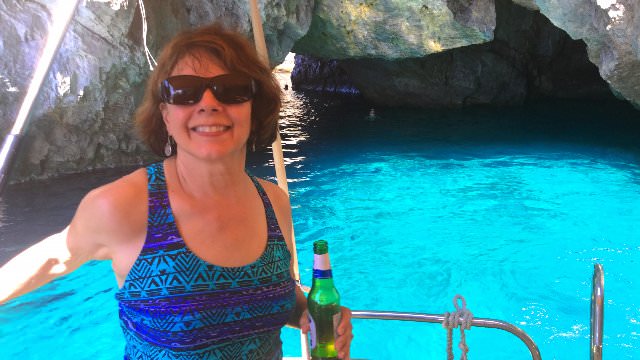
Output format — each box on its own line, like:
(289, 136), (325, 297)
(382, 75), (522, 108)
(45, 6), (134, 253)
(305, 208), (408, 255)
(92, 167), (146, 198)
(82, 168), (147, 213)
(257, 178), (291, 212)
(69, 168), (148, 252)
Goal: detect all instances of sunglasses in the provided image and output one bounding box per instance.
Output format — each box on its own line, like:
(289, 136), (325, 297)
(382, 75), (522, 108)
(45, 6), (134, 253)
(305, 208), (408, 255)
(160, 73), (256, 105)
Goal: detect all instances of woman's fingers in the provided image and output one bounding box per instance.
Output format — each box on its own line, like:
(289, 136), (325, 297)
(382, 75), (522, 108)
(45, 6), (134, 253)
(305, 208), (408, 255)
(299, 310), (310, 333)
(335, 307), (353, 359)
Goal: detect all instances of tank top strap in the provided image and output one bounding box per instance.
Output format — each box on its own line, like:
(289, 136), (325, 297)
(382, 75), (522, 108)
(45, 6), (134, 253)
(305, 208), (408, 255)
(145, 162), (176, 245)
(247, 173), (285, 242)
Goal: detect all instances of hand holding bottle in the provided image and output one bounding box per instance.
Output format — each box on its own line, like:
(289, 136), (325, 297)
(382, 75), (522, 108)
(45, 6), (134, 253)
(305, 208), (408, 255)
(300, 306), (353, 360)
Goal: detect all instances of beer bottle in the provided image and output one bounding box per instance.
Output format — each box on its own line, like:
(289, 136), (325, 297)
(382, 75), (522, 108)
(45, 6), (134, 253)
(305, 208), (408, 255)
(308, 240), (341, 360)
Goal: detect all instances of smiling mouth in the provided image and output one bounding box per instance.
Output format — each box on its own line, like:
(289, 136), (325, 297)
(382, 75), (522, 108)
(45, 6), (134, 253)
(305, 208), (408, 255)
(191, 125), (230, 133)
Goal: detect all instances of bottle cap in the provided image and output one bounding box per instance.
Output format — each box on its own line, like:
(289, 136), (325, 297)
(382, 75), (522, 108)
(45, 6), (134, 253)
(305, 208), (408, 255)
(313, 240), (329, 254)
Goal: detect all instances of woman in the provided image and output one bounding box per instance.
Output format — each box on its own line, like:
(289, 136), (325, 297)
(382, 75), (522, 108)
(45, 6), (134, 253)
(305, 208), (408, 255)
(0, 24), (353, 359)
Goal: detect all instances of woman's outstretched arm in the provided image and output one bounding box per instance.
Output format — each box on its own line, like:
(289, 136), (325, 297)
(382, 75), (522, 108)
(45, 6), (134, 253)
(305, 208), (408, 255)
(0, 169), (146, 305)
(1, 227), (77, 304)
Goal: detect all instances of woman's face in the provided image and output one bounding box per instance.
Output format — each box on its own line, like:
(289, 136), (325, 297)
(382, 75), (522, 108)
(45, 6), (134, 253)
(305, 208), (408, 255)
(160, 52), (252, 162)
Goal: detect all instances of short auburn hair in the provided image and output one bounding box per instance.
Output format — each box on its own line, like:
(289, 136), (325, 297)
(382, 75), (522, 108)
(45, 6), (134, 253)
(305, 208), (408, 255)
(135, 24), (282, 156)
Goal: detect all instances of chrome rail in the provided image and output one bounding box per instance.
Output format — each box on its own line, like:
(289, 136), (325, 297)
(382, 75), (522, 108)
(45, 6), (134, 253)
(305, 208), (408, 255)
(351, 310), (542, 360)
(591, 264), (604, 360)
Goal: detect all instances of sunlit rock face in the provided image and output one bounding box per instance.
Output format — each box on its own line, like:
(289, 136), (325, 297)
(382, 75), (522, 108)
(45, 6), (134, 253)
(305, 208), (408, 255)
(293, 0), (613, 107)
(293, 0), (495, 59)
(0, 0), (148, 181)
(531, 0), (639, 109)
(291, 0), (638, 108)
(0, 0), (313, 181)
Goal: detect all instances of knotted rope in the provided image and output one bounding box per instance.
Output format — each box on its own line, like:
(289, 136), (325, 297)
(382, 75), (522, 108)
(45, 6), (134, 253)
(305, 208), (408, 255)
(442, 295), (473, 360)
(138, 0), (157, 70)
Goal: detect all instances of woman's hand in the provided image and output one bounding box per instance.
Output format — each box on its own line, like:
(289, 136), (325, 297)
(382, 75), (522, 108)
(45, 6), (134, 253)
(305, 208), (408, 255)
(299, 306), (354, 360)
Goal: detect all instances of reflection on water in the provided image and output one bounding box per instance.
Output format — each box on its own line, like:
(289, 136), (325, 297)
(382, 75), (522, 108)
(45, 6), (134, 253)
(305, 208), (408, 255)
(274, 72), (312, 170)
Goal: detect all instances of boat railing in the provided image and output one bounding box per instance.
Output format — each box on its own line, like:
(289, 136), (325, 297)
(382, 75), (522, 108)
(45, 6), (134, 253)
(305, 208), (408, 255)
(591, 264), (604, 360)
(351, 310), (542, 360)
(348, 264), (605, 360)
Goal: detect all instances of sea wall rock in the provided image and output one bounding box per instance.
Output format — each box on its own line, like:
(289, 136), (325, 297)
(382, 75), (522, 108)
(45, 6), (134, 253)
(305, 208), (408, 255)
(0, 0), (314, 182)
(531, 0), (640, 109)
(0, 0), (149, 180)
(293, 0), (495, 59)
(292, 0), (613, 107)
(291, 0), (639, 108)
(290, 56), (360, 94)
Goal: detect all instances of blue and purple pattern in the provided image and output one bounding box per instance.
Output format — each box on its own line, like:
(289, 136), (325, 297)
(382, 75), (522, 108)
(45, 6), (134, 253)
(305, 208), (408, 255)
(115, 162), (296, 359)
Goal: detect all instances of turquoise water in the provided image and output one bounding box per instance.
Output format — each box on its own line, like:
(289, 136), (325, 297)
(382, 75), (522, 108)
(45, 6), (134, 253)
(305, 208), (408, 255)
(1, 92), (639, 359)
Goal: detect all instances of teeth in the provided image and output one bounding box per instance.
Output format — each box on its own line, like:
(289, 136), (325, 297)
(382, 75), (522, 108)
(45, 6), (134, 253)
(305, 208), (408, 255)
(193, 125), (228, 132)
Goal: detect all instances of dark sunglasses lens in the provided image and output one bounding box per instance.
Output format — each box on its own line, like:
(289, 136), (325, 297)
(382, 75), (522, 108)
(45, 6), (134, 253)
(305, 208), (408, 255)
(161, 74), (254, 105)
(212, 74), (254, 104)
(161, 76), (206, 105)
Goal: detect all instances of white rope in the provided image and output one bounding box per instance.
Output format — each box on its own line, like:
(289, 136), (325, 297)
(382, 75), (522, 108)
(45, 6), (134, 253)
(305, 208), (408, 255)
(138, 0), (157, 70)
(442, 294), (473, 360)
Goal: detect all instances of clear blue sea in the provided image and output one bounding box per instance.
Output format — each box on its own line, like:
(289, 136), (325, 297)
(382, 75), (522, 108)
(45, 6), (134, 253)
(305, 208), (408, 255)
(1, 88), (639, 359)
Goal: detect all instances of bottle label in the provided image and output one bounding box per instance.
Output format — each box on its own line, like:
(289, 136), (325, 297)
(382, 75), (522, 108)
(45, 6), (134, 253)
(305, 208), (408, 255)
(308, 311), (342, 350)
(308, 313), (317, 349)
(312, 269), (333, 278)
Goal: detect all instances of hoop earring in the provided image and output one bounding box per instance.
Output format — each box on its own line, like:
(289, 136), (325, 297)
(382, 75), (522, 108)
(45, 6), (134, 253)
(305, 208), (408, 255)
(164, 135), (173, 157)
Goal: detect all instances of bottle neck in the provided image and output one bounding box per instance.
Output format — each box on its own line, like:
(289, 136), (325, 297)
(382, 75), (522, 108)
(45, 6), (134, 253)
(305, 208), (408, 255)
(312, 277), (335, 287)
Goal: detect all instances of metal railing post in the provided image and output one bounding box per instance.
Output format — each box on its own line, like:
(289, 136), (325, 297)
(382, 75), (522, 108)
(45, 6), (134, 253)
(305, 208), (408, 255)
(590, 264), (604, 360)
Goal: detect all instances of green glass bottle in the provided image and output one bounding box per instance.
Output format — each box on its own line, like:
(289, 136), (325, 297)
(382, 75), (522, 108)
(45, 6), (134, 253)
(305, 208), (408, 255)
(308, 240), (341, 360)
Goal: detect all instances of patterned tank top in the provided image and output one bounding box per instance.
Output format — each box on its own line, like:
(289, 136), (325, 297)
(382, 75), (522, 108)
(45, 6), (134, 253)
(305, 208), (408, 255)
(115, 162), (297, 359)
